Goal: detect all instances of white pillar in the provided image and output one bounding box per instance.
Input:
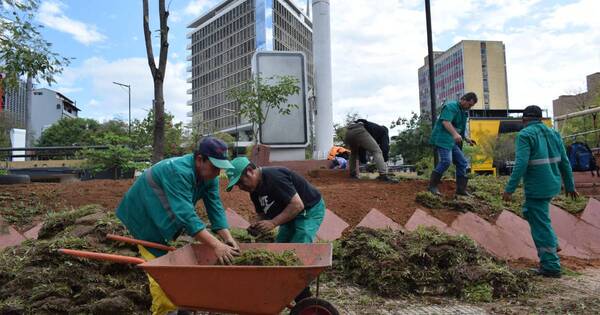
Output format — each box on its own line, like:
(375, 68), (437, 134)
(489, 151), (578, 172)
(312, 0), (333, 159)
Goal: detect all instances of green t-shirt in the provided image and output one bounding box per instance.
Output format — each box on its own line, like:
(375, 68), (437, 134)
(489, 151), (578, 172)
(429, 101), (467, 150)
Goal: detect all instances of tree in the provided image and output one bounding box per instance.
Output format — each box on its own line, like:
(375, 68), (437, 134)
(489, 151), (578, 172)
(0, 112), (18, 148)
(389, 112), (432, 165)
(130, 110), (185, 158)
(143, 0), (169, 163)
(333, 111), (360, 146)
(229, 75), (300, 144)
(0, 0), (69, 88)
(36, 118), (101, 147)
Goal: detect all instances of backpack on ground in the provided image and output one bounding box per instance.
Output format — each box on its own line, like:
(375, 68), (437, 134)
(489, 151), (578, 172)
(567, 142), (599, 175)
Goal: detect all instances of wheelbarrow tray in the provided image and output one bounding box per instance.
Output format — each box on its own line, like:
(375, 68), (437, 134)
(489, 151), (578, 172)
(140, 242), (332, 315)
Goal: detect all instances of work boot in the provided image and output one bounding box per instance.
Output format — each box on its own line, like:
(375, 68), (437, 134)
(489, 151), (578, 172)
(455, 176), (472, 197)
(377, 174), (399, 183)
(349, 171), (359, 179)
(428, 171), (443, 196)
(529, 268), (561, 278)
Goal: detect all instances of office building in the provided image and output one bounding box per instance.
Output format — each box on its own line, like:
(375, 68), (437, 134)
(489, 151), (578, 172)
(418, 40), (509, 114)
(0, 77), (28, 129)
(553, 72), (600, 118)
(186, 0), (313, 139)
(31, 88), (80, 140)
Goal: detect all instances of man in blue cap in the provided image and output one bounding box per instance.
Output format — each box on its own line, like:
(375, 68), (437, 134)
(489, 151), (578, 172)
(116, 136), (239, 315)
(502, 105), (578, 278)
(225, 156), (325, 302)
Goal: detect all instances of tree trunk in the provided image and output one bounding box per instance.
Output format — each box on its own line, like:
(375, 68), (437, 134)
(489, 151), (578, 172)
(143, 0), (169, 164)
(152, 83), (166, 162)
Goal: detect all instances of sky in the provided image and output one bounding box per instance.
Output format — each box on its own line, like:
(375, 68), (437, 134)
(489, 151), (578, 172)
(33, 0), (600, 136)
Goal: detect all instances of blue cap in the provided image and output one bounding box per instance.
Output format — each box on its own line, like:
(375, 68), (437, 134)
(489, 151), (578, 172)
(196, 137), (234, 169)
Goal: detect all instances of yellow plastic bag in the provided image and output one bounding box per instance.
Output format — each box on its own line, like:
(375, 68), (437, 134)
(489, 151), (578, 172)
(138, 245), (177, 315)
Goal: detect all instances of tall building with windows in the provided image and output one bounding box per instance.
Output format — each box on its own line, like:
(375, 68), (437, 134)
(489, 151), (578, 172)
(187, 0), (313, 139)
(418, 40), (509, 115)
(0, 77), (28, 129)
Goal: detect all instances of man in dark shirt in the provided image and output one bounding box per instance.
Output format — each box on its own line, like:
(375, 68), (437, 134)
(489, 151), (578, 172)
(344, 118), (394, 181)
(225, 156), (325, 243)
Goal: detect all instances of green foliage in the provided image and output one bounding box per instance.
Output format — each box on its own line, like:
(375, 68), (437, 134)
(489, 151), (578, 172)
(36, 118), (101, 146)
(231, 249), (301, 266)
(390, 112), (432, 164)
(0, 112), (20, 148)
(333, 112), (360, 146)
(463, 283), (494, 303)
(78, 132), (150, 176)
(229, 75), (300, 143)
(0, 169), (7, 176)
(130, 110), (185, 157)
(0, 0), (70, 88)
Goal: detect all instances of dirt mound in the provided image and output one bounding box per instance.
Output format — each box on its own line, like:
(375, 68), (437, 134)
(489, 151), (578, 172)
(0, 206), (150, 315)
(232, 249), (301, 266)
(331, 227), (531, 302)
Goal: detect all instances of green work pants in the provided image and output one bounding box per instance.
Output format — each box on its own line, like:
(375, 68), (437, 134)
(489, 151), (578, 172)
(276, 198), (325, 243)
(523, 197), (561, 273)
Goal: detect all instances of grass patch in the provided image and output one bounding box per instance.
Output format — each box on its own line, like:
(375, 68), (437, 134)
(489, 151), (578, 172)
(0, 205), (150, 314)
(331, 227), (532, 301)
(232, 249), (301, 266)
(230, 228), (277, 243)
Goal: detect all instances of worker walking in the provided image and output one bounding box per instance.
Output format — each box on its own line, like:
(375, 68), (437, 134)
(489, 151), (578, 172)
(428, 92), (478, 196)
(225, 156), (325, 302)
(344, 118), (394, 181)
(116, 137), (240, 315)
(502, 105), (578, 278)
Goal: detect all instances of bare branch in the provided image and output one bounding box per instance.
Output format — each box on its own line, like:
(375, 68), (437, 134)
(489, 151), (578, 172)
(142, 0), (156, 79)
(157, 0), (169, 79)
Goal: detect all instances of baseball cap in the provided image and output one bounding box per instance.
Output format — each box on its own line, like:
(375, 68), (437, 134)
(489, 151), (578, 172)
(523, 105), (543, 118)
(196, 137), (234, 169)
(225, 157), (251, 192)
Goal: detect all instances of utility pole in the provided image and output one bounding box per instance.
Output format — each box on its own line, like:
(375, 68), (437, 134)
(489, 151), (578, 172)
(425, 0), (438, 165)
(113, 82), (131, 135)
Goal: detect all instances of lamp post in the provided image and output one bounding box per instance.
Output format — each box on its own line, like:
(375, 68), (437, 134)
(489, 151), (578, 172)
(425, 0), (437, 165)
(222, 108), (238, 157)
(113, 81), (131, 135)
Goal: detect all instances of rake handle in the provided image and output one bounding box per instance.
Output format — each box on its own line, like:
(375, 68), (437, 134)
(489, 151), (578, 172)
(59, 248), (146, 265)
(106, 234), (176, 252)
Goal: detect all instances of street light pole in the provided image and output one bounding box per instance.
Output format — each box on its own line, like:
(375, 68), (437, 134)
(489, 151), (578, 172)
(113, 81), (131, 135)
(425, 0), (438, 166)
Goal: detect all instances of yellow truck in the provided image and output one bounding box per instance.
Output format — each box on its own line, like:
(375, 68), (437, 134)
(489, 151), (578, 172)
(467, 110), (551, 175)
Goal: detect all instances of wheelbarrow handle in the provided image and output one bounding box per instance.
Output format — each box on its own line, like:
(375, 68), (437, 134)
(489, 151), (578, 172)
(59, 248), (146, 265)
(106, 234), (176, 252)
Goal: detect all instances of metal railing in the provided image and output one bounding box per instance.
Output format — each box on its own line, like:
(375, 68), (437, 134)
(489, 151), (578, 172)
(0, 145), (109, 160)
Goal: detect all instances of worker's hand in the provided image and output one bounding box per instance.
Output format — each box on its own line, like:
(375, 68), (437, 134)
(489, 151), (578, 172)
(453, 134), (463, 145)
(502, 191), (513, 201)
(214, 242), (239, 265)
(224, 238), (240, 252)
(566, 190), (579, 200)
(253, 220), (277, 234)
(466, 138), (477, 146)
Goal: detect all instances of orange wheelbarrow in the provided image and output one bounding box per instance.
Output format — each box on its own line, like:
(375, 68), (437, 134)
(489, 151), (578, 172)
(60, 234), (339, 315)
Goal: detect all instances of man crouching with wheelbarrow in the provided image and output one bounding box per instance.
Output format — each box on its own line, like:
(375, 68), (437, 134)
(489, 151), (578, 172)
(116, 137), (240, 315)
(225, 156), (326, 303)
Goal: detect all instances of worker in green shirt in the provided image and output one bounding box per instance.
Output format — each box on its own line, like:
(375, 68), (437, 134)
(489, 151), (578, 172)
(116, 137), (239, 315)
(502, 105), (578, 278)
(428, 92), (478, 196)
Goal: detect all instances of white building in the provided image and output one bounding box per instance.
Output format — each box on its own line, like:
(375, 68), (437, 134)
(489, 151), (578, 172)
(31, 88), (80, 140)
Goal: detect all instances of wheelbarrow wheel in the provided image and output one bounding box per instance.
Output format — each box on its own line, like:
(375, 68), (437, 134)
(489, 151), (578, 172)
(290, 297), (339, 315)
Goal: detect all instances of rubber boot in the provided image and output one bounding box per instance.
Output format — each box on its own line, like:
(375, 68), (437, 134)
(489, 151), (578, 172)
(428, 171), (443, 196)
(377, 173), (399, 183)
(456, 176), (472, 197)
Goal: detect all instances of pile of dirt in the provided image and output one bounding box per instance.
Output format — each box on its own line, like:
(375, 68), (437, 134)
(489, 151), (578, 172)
(0, 205), (150, 315)
(232, 249), (301, 266)
(331, 227), (532, 302)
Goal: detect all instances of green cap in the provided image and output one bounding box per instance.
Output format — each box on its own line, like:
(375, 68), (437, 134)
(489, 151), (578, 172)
(225, 157), (251, 192)
(208, 156), (234, 169)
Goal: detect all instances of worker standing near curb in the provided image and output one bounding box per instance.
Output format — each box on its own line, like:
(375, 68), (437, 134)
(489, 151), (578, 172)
(428, 92), (478, 196)
(502, 105), (578, 278)
(225, 156), (325, 303)
(116, 137), (240, 315)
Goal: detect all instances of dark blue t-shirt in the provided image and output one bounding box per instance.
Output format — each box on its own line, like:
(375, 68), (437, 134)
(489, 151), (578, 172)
(250, 167), (322, 219)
